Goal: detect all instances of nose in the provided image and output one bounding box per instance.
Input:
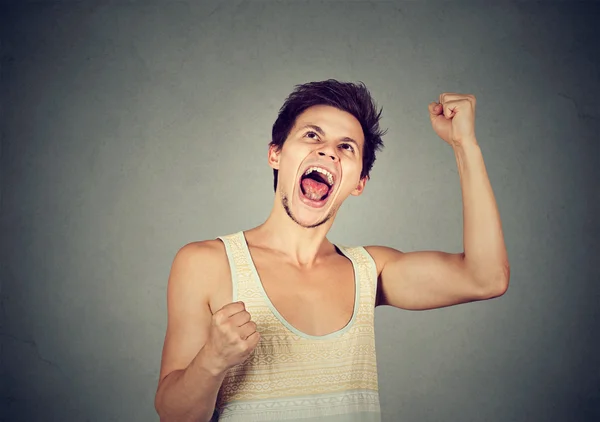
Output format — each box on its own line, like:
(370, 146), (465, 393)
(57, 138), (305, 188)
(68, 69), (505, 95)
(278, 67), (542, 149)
(318, 150), (338, 162)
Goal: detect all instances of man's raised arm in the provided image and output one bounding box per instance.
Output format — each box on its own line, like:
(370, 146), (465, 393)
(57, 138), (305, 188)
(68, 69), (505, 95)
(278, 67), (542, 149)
(368, 94), (510, 310)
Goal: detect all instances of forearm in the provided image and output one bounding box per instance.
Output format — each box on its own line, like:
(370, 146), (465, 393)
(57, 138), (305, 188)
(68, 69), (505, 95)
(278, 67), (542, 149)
(155, 347), (227, 422)
(454, 140), (509, 292)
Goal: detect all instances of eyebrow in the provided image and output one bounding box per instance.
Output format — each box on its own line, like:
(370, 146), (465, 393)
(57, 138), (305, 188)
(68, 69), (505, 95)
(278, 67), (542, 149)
(298, 124), (360, 148)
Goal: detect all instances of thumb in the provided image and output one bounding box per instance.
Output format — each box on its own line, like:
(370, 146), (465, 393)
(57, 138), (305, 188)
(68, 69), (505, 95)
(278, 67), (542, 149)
(429, 102), (442, 123)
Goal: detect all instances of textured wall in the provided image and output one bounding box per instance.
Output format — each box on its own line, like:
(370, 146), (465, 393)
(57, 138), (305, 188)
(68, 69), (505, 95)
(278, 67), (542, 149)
(1, 1), (598, 421)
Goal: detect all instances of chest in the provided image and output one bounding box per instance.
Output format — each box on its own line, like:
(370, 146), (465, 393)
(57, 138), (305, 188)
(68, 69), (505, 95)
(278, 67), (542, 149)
(250, 250), (356, 337)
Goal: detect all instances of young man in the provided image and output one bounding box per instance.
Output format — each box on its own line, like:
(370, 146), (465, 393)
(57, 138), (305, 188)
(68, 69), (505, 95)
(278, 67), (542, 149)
(154, 80), (510, 422)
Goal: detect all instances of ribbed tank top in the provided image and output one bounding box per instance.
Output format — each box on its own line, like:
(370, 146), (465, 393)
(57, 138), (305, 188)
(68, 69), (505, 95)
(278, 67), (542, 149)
(214, 231), (380, 422)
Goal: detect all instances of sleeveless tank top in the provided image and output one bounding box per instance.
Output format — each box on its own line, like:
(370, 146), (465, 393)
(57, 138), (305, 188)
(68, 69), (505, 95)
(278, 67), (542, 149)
(214, 231), (381, 422)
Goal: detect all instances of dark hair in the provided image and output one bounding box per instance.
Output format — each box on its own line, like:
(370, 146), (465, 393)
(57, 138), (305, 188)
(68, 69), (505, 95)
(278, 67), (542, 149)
(269, 79), (386, 192)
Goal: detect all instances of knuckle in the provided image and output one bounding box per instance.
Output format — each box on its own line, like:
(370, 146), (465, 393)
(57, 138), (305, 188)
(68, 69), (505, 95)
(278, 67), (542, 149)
(213, 316), (225, 329)
(226, 301), (244, 313)
(218, 321), (233, 336)
(216, 307), (227, 317)
(225, 332), (238, 345)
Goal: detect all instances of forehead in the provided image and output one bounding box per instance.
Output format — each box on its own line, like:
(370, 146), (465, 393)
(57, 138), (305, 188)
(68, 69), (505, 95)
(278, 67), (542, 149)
(292, 105), (365, 146)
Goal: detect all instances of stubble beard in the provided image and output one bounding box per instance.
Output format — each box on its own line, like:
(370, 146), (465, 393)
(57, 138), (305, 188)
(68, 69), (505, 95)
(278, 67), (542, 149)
(281, 191), (335, 229)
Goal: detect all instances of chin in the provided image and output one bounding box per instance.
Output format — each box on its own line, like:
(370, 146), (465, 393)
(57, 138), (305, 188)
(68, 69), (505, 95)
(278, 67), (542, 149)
(281, 192), (336, 229)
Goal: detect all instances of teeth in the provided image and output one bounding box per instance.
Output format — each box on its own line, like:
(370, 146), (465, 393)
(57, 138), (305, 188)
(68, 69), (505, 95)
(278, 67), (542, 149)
(304, 167), (334, 186)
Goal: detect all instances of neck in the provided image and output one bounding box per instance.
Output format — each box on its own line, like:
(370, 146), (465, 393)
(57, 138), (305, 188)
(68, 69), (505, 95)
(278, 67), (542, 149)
(244, 195), (337, 268)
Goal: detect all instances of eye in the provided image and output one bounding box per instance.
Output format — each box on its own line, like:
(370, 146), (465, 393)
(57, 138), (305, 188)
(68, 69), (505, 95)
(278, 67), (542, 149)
(305, 131), (320, 141)
(339, 143), (355, 153)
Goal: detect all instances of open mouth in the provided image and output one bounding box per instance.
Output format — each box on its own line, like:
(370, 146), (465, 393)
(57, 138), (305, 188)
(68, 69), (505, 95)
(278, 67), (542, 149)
(299, 167), (335, 203)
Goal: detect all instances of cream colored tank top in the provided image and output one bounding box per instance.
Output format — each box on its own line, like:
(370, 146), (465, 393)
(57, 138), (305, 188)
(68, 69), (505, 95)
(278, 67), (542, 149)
(214, 231), (380, 422)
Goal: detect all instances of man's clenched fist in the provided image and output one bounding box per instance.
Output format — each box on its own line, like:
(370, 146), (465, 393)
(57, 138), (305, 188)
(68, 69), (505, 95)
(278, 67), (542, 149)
(202, 301), (260, 374)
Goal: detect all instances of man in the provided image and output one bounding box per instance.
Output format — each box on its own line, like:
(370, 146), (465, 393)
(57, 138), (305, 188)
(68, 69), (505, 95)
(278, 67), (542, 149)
(154, 80), (510, 421)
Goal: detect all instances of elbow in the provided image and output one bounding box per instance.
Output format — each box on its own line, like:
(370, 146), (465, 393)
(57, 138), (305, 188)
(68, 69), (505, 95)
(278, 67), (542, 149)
(490, 276), (509, 298)
(476, 261), (510, 299)
(488, 262), (511, 298)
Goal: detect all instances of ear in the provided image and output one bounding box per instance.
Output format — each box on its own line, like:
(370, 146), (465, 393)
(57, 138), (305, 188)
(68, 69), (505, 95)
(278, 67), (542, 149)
(350, 176), (367, 196)
(268, 144), (281, 170)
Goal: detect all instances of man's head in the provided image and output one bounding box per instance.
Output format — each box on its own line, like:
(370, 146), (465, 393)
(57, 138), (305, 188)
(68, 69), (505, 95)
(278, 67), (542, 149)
(270, 80), (385, 192)
(268, 80), (386, 228)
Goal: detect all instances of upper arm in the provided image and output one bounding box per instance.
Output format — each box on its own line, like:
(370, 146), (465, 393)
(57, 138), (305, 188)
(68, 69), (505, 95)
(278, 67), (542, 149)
(366, 245), (506, 311)
(157, 240), (229, 386)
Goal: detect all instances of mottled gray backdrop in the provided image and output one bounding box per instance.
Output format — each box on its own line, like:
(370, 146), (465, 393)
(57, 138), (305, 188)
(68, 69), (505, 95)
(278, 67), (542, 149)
(1, 1), (598, 421)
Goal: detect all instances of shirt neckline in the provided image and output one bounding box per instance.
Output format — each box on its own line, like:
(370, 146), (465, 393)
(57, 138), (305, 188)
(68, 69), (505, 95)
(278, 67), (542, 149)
(238, 231), (360, 340)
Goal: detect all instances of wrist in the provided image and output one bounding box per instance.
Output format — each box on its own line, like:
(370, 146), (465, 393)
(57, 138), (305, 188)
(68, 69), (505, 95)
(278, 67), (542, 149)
(452, 137), (479, 151)
(196, 345), (228, 378)
(453, 140), (481, 161)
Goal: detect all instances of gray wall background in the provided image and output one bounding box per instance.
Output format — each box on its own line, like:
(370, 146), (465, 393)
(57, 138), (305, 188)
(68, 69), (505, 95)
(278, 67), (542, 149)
(1, 1), (598, 421)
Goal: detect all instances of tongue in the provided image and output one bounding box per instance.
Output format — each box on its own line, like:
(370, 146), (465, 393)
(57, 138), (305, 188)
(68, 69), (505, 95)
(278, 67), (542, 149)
(301, 178), (329, 201)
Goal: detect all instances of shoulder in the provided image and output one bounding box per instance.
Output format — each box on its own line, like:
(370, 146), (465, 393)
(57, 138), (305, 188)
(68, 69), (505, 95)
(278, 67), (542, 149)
(168, 239), (230, 303)
(171, 239), (227, 272)
(363, 245), (405, 275)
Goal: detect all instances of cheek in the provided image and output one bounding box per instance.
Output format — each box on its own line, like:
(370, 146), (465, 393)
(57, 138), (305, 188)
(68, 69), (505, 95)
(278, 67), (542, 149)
(343, 161), (361, 179)
(278, 152), (303, 184)
(340, 165), (363, 192)
(281, 144), (311, 168)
